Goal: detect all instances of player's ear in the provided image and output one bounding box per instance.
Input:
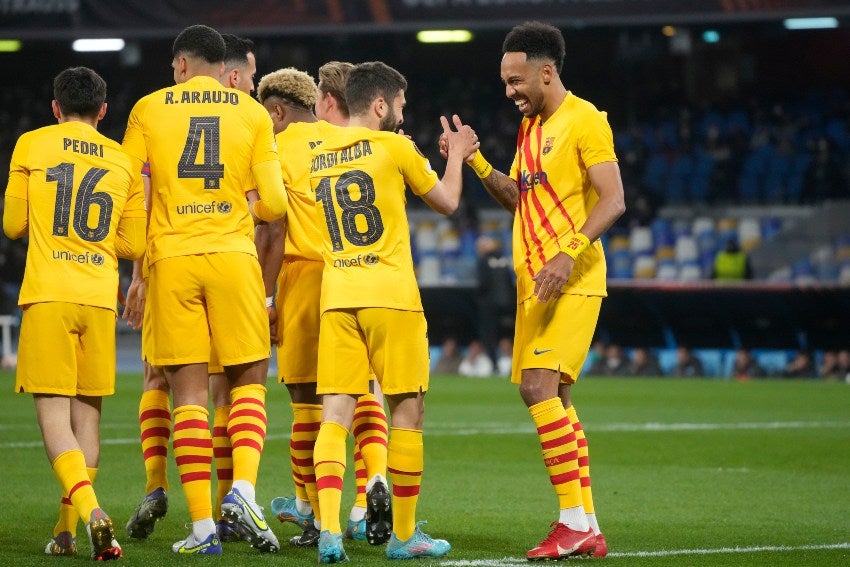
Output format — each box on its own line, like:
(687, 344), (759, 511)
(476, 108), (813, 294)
(374, 97), (386, 119)
(541, 62), (553, 85)
(97, 103), (107, 121)
(51, 100), (61, 121)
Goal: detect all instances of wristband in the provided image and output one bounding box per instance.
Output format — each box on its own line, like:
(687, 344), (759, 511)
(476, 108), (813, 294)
(562, 233), (590, 260)
(265, 295), (275, 308)
(467, 150), (493, 179)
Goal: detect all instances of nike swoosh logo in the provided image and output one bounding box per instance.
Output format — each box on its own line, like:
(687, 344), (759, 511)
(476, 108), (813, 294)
(533, 348), (553, 355)
(236, 493), (269, 530)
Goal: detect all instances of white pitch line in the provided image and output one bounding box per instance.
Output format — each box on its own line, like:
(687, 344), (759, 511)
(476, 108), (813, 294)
(1, 420), (849, 449)
(440, 543), (850, 566)
(425, 420), (850, 435)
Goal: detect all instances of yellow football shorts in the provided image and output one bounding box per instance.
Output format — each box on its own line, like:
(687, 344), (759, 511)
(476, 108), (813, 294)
(512, 293), (602, 384)
(275, 259), (322, 384)
(317, 307), (429, 396)
(146, 252), (269, 367)
(15, 302), (116, 396)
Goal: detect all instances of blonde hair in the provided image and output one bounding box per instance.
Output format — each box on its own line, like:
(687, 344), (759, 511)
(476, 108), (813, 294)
(257, 67), (317, 109)
(318, 61), (354, 117)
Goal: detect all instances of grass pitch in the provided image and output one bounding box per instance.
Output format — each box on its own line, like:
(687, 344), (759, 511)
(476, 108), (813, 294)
(1, 371), (848, 566)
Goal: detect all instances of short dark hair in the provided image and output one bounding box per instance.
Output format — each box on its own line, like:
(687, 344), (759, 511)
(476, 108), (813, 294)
(172, 24), (225, 64)
(502, 21), (566, 73)
(53, 67), (106, 118)
(345, 61), (407, 117)
(222, 33), (255, 68)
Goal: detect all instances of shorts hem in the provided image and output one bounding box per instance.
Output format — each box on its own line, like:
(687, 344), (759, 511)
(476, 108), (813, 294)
(282, 375), (318, 385)
(16, 387), (114, 396)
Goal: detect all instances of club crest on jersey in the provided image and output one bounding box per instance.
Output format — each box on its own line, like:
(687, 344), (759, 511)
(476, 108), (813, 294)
(542, 137), (555, 155)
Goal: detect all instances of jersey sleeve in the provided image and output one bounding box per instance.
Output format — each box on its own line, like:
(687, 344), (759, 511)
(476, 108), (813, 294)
(578, 110), (617, 169)
(392, 136), (438, 197)
(250, 107), (280, 168)
(121, 98), (149, 164)
(4, 132), (31, 200)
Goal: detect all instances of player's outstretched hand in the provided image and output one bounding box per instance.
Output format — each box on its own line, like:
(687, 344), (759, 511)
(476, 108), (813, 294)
(438, 114), (477, 162)
(440, 114), (479, 162)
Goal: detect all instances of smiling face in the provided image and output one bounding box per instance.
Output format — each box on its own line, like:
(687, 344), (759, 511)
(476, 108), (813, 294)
(501, 51), (547, 118)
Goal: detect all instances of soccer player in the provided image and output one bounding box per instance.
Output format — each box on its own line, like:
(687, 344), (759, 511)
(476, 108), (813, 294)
(257, 62), (390, 548)
(442, 21), (625, 559)
(3, 66), (146, 560)
(310, 61), (478, 563)
(123, 32), (260, 545)
(121, 24), (287, 555)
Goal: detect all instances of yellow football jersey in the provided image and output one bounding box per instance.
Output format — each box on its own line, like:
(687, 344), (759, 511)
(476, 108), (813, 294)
(509, 92), (617, 302)
(122, 75), (279, 264)
(5, 121), (145, 310)
(276, 120), (338, 262)
(309, 125), (438, 312)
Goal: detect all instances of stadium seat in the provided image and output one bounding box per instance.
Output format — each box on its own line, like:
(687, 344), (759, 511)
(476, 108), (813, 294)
(609, 249), (633, 279)
(678, 261), (703, 281)
(417, 254), (441, 286)
(609, 234), (630, 252)
(651, 218), (675, 248)
(415, 220), (438, 254)
(691, 216), (715, 239)
(655, 260), (677, 280)
(655, 245), (675, 262)
(633, 254), (656, 279)
(838, 261), (850, 286)
(792, 258), (817, 285)
(760, 216), (783, 241)
(694, 349), (723, 377)
(674, 235), (698, 263)
(629, 225), (654, 256)
(754, 350), (789, 375)
(737, 217), (761, 251)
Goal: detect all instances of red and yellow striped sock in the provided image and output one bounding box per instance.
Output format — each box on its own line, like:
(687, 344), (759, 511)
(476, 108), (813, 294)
(173, 405), (213, 522)
(51, 450), (99, 523)
(352, 448), (367, 509)
(228, 384), (267, 486)
(139, 389), (171, 494)
(291, 402), (322, 514)
(53, 466), (97, 537)
(387, 427), (423, 541)
(314, 421), (348, 534)
(353, 393), (388, 481)
(212, 404), (232, 516)
(530, 398), (582, 510)
(566, 405), (595, 515)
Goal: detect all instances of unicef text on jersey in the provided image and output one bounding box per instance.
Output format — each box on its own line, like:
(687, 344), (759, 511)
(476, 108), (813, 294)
(175, 201), (233, 215)
(333, 252), (380, 269)
(52, 250), (105, 266)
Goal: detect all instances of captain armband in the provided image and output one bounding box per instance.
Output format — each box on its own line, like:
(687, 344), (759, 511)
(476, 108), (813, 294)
(562, 233), (591, 260)
(467, 150), (493, 179)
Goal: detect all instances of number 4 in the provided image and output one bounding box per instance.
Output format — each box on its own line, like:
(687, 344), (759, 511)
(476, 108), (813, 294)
(178, 116), (224, 189)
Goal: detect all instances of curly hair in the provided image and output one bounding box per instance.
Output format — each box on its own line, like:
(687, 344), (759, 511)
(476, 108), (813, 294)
(257, 67), (317, 109)
(502, 21), (565, 73)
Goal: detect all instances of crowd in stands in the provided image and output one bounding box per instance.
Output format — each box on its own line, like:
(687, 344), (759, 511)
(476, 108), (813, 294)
(429, 337), (850, 382)
(582, 342), (850, 382)
(432, 337), (513, 378)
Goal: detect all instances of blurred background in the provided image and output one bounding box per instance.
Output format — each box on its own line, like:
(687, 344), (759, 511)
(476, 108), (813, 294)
(1, 0), (850, 379)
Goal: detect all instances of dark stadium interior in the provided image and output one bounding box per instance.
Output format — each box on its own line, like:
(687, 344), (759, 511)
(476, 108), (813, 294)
(2, 3), (850, 377)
